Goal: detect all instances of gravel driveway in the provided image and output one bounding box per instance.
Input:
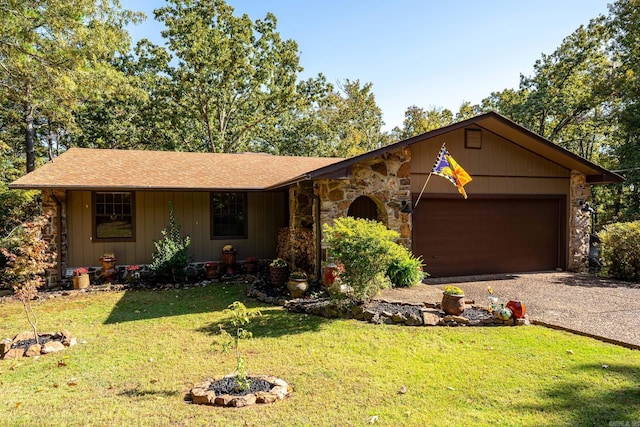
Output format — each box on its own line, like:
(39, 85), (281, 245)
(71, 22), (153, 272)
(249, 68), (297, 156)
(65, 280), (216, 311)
(377, 271), (640, 348)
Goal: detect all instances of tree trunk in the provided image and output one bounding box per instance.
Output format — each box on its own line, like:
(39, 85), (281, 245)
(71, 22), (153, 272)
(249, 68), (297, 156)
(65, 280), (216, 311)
(24, 98), (36, 173)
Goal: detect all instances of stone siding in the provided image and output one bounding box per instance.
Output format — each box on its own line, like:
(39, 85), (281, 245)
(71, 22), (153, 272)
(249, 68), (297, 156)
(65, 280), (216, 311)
(315, 147), (412, 249)
(41, 189), (67, 286)
(568, 170), (591, 272)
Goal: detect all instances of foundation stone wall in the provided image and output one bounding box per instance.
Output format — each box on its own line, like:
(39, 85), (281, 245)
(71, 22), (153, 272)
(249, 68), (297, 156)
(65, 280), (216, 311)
(41, 189), (67, 285)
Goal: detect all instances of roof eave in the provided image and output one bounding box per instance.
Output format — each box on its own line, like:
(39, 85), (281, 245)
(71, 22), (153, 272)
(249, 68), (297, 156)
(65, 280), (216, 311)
(8, 183), (270, 192)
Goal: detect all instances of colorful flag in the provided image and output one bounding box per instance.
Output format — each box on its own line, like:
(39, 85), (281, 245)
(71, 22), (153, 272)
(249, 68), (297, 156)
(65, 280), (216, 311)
(432, 144), (472, 198)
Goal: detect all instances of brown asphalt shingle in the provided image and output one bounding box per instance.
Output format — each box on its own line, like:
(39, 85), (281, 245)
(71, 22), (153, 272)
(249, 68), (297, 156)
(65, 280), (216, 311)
(10, 148), (344, 191)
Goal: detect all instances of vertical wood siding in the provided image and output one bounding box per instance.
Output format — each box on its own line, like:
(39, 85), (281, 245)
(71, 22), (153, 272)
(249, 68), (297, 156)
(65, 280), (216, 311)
(67, 190), (286, 267)
(410, 128), (571, 195)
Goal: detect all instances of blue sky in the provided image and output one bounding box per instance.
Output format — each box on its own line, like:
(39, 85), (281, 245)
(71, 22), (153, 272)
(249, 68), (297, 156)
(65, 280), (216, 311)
(121, 0), (611, 131)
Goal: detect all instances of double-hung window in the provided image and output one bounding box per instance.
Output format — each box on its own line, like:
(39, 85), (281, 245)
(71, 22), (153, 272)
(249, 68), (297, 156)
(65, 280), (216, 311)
(93, 192), (135, 240)
(210, 192), (247, 239)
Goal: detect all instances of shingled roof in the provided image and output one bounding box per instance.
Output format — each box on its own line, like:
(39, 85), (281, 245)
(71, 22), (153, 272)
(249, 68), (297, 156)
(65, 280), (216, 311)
(10, 148), (344, 191)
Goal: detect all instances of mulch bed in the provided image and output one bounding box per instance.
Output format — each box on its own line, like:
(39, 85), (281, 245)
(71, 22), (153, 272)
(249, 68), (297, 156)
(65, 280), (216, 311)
(207, 376), (273, 396)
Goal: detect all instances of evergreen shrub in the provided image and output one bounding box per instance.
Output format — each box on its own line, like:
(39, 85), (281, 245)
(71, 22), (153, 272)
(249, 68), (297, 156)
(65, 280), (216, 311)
(599, 220), (640, 282)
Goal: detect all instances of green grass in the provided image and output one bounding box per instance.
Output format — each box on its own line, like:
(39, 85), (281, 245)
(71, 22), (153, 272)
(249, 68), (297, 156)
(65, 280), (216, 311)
(1, 282), (640, 426)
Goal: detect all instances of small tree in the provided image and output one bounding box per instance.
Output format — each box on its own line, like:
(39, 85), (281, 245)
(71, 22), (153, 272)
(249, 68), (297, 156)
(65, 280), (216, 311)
(0, 215), (54, 344)
(219, 301), (262, 391)
(323, 217), (399, 303)
(150, 202), (191, 283)
(599, 221), (640, 282)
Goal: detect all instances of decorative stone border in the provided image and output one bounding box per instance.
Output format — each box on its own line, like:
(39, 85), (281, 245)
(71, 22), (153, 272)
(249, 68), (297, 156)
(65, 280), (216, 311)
(246, 277), (529, 327)
(1, 330), (77, 359)
(284, 298), (530, 327)
(190, 374), (291, 407)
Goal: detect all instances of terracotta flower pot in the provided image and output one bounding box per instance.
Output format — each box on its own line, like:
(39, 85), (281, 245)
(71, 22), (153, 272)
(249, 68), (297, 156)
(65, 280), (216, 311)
(441, 293), (465, 315)
(99, 257), (118, 282)
(287, 278), (308, 298)
(324, 264), (339, 287)
(245, 258), (258, 274)
(269, 265), (289, 286)
(205, 262), (219, 279)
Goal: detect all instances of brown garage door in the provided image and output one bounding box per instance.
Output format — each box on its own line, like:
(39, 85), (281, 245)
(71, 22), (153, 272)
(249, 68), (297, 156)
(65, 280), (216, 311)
(412, 197), (565, 277)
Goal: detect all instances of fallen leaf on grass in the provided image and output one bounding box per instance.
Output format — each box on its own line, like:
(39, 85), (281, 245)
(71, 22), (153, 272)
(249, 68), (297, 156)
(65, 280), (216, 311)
(57, 360), (67, 367)
(398, 385), (407, 394)
(566, 350), (574, 355)
(15, 402), (22, 408)
(602, 364), (609, 369)
(447, 386), (456, 391)
(67, 378), (78, 386)
(368, 415), (379, 424)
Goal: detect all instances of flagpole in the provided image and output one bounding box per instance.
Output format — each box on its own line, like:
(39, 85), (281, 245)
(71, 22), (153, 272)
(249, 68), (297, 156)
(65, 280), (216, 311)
(415, 142), (447, 209)
(414, 172), (433, 208)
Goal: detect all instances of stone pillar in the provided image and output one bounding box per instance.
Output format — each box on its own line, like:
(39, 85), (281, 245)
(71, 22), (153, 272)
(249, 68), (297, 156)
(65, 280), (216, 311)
(568, 171), (590, 272)
(41, 189), (67, 286)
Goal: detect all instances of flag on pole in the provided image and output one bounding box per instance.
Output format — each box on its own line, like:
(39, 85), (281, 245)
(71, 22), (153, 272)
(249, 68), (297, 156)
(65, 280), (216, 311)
(432, 143), (472, 198)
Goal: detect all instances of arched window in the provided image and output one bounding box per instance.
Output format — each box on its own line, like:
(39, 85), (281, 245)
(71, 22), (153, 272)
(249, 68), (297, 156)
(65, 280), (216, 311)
(347, 196), (379, 221)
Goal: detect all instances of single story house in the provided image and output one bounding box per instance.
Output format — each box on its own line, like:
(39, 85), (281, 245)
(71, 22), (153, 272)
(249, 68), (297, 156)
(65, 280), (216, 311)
(10, 112), (623, 282)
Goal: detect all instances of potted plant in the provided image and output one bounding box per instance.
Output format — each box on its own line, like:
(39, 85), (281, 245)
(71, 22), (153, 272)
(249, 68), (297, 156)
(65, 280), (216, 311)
(205, 261), (219, 279)
(221, 244), (237, 275)
(244, 256), (258, 274)
(99, 253), (118, 282)
(287, 271), (308, 298)
(269, 258), (288, 286)
(126, 265), (141, 284)
(441, 285), (465, 315)
(72, 267), (90, 290)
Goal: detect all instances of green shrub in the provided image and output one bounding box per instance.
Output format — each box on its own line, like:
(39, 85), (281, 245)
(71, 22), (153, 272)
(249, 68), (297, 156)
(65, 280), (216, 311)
(150, 202), (191, 283)
(386, 245), (426, 287)
(323, 217), (399, 302)
(599, 221), (640, 282)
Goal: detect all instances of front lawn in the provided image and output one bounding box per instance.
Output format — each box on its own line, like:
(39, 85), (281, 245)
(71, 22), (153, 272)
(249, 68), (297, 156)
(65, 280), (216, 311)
(1, 282), (639, 426)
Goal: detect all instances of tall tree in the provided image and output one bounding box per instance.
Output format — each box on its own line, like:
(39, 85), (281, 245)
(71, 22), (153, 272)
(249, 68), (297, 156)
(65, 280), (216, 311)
(607, 0), (640, 222)
(155, 0), (303, 153)
(480, 18), (615, 161)
(392, 105), (454, 140)
(0, 0), (142, 173)
(324, 79), (388, 157)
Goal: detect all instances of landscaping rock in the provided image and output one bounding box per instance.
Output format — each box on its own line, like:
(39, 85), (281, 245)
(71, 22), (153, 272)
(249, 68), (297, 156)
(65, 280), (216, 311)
(255, 391), (277, 404)
(25, 344), (41, 357)
(392, 312), (407, 323)
(13, 331), (35, 342)
(3, 348), (25, 359)
(42, 341), (66, 354)
(229, 393), (256, 407)
(60, 330), (74, 346)
(421, 309), (441, 326)
(0, 338), (12, 356)
(406, 313), (423, 326)
(214, 394), (234, 406)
